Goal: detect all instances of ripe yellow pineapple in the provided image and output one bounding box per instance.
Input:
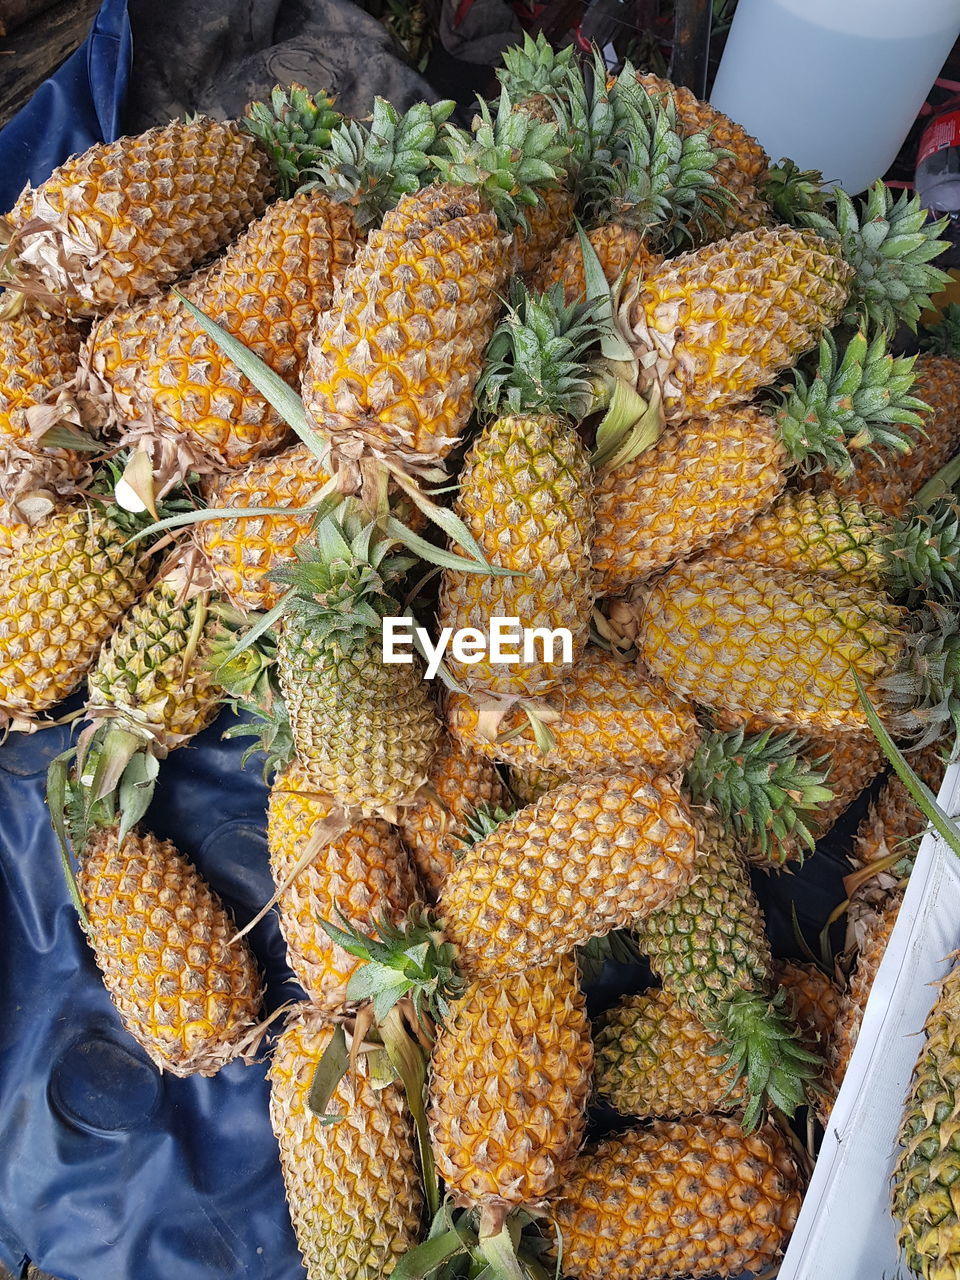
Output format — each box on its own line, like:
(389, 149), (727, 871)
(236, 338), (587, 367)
(548, 1115), (803, 1280)
(77, 825), (263, 1076)
(0, 500), (153, 728)
(302, 93), (567, 482)
(805, 730), (887, 839)
(776, 960), (842, 1057)
(535, 223), (662, 303)
(437, 282), (596, 702)
(395, 731), (507, 898)
(428, 953), (593, 1208)
(593, 989), (746, 1119)
(2, 117), (272, 316)
(591, 328), (923, 592)
(444, 648), (699, 777)
(437, 770), (697, 980)
(197, 443), (333, 613)
(268, 1004), (424, 1280)
(853, 740), (948, 871)
(267, 759), (420, 1007)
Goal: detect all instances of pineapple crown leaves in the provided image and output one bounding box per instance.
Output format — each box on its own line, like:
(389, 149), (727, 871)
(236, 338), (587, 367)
(475, 279), (609, 421)
(430, 87), (570, 230)
(881, 601), (960, 748)
(307, 97), (457, 229)
(884, 497), (960, 608)
(684, 727), (833, 862)
(761, 158), (831, 225)
(459, 803), (517, 847)
(496, 31), (576, 102)
(799, 183), (952, 333)
(920, 303), (960, 358)
(552, 46), (619, 190)
(773, 328), (928, 477)
(575, 929), (641, 984)
(714, 987), (823, 1131)
(584, 73), (733, 247)
(322, 907), (465, 1028)
(241, 82), (341, 199)
(269, 511), (416, 638)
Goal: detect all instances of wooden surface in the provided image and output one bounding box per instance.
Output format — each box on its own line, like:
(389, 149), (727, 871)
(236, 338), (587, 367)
(0, 0), (101, 127)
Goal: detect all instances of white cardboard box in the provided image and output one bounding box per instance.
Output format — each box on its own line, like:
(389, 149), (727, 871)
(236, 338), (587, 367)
(779, 758), (960, 1279)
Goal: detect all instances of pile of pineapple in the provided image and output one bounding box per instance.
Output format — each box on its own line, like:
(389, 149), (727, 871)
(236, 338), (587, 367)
(3, 33), (960, 1280)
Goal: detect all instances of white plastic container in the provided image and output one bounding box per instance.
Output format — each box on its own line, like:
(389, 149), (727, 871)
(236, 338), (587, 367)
(710, 0), (960, 194)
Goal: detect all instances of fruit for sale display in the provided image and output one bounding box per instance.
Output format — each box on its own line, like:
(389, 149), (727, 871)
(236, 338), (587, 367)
(268, 1004), (424, 1280)
(893, 955), (960, 1280)
(437, 282), (597, 701)
(428, 952), (593, 1208)
(394, 731), (507, 897)
(592, 328), (925, 592)
(267, 758), (420, 1008)
(593, 988), (746, 1119)
(77, 825), (264, 1076)
(548, 1115), (803, 1280)
(0, 117), (272, 315)
(273, 511), (442, 816)
(302, 90), (567, 484)
(633, 815), (819, 1125)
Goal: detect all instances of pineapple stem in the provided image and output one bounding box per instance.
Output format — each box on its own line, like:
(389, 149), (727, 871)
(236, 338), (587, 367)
(914, 453), (960, 510)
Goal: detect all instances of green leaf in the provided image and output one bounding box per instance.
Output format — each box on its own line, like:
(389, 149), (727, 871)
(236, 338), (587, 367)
(46, 749), (89, 926)
(307, 1022), (350, 1119)
(388, 1229), (466, 1280)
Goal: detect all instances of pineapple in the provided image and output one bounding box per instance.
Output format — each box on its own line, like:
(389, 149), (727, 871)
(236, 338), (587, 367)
(428, 953), (593, 1208)
(893, 955), (960, 1279)
(394, 731), (507, 898)
(437, 770), (697, 980)
(0, 498), (153, 729)
(268, 1004), (424, 1280)
(273, 512), (441, 817)
(96, 189), (360, 476)
(776, 960), (842, 1057)
(853, 741), (948, 869)
(197, 443), (333, 613)
(593, 989), (746, 1119)
(804, 730), (887, 840)
(506, 763), (567, 805)
(592, 328), (924, 592)
(302, 90), (568, 483)
(633, 815), (819, 1124)
(1, 117), (272, 316)
(242, 83), (341, 200)
(444, 648), (699, 777)
(548, 1115), (803, 1280)
(436, 282), (596, 701)
(636, 558), (959, 739)
(267, 759), (420, 1008)
(77, 825), (263, 1076)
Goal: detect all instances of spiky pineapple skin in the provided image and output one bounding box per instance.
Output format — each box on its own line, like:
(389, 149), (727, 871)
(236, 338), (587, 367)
(532, 223), (662, 303)
(634, 820), (772, 1018)
(506, 763), (567, 805)
(707, 490), (890, 586)
(0, 305), (86, 439)
(894, 958), (960, 1279)
(107, 192), (360, 471)
(277, 615), (441, 815)
(199, 443), (332, 613)
(592, 406), (787, 592)
(77, 826), (263, 1076)
(268, 1005), (424, 1280)
(549, 1116), (802, 1280)
(639, 560), (904, 734)
(812, 353), (960, 517)
(445, 648), (700, 777)
(8, 118), (272, 316)
(776, 961), (841, 1057)
(853, 741), (947, 869)
(303, 184), (510, 473)
(394, 732), (507, 898)
(429, 953), (593, 1206)
(0, 506), (151, 720)
(623, 227), (852, 422)
(805, 730), (887, 838)
(438, 771), (697, 979)
(512, 184), (577, 275)
(267, 761), (420, 1007)
(86, 580), (220, 749)
(593, 989), (745, 1119)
